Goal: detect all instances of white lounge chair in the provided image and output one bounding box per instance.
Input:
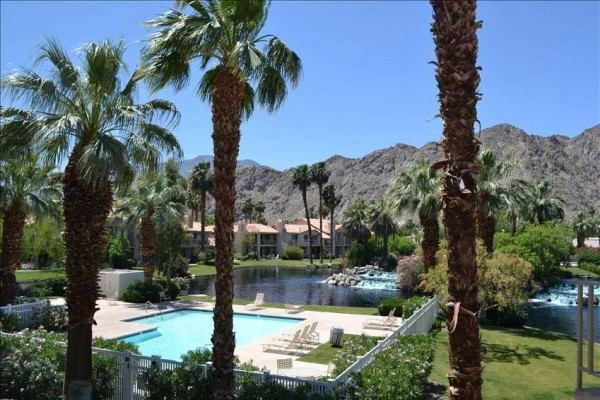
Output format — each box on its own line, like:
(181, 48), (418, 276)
(277, 325), (311, 345)
(245, 293), (265, 310)
(284, 304), (303, 314)
(305, 321), (319, 344)
(263, 330), (304, 354)
(159, 291), (171, 302)
(362, 307), (401, 330)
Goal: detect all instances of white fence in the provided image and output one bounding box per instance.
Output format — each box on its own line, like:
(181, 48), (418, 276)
(0, 300), (49, 329)
(1, 295), (440, 398)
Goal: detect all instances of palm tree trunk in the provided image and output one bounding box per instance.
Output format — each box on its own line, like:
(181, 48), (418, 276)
(303, 189), (313, 264)
(210, 67), (244, 400)
(200, 189), (207, 252)
(383, 221), (389, 267)
(511, 214), (517, 236)
(330, 209), (335, 262)
(477, 192), (495, 253)
(576, 233), (586, 248)
(63, 144), (112, 399)
(0, 201), (26, 306)
(420, 214), (439, 272)
(318, 185), (324, 264)
(140, 214), (156, 285)
(431, 0), (483, 398)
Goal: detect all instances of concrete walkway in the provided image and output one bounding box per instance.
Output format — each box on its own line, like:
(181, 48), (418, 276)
(90, 298), (397, 377)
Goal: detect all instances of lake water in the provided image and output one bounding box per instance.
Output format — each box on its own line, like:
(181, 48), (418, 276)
(190, 266), (408, 307)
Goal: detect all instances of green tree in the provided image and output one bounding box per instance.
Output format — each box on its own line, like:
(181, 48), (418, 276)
(141, 1), (301, 395)
(514, 180), (565, 224)
(310, 162), (330, 264)
(367, 198), (396, 267)
(1, 38), (181, 397)
(0, 155), (61, 305)
(323, 184), (342, 262)
(388, 160), (441, 271)
(342, 199), (371, 248)
(431, 0), (483, 396)
(241, 198), (255, 222)
(570, 211), (594, 248)
(189, 162), (214, 251)
(292, 165), (313, 264)
(254, 200), (266, 224)
(22, 216), (65, 269)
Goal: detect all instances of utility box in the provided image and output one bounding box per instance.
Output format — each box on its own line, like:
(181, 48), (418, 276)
(329, 326), (344, 347)
(98, 269), (144, 300)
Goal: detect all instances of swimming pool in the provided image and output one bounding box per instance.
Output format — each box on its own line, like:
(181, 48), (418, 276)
(120, 309), (303, 360)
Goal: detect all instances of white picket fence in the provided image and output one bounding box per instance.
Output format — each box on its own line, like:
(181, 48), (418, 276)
(1, 295), (440, 398)
(0, 300), (49, 329)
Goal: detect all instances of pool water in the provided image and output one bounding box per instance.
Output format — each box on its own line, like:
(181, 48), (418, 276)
(120, 309), (303, 360)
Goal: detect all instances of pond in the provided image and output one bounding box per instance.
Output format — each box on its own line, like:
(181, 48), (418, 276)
(528, 281), (599, 343)
(189, 266), (409, 307)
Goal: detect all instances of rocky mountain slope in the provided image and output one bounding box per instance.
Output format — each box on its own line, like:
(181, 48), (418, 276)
(197, 123), (599, 222)
(178, 155), (261, 176)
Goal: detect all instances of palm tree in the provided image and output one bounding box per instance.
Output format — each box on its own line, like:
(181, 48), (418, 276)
(476, 149), (510, 253)
(570, 212), (594, 248)
(1, 38), (181, 397)
(189, 162), (214, 251)
(242, 198), (255, 222)
(323, 184), (342, 262)
(141, 1), (301, 395)
(500, 183), (524, 236)
(342, 199), (371, 245)
(367, 198), (396, 267)
(514, 180), (565, 224)
(254, 200), (266, 224)
(0, 155), (61, 306)
(292, 164), (313, 264)
(187, 191), (201, 222)
(431, 0), (483, 397)
(388, 160), (441, 271)
(309, 162), (330, 264)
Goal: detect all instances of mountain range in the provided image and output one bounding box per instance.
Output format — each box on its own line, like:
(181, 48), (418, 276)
(183, 123), (599, 222)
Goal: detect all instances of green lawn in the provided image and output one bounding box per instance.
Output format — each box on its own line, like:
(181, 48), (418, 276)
(188, 259), (341, 277)
(179, 295), (378, 316)
(430, 326), (600, 399)
(561, 266), (599, 279)
(15, 270), (65, 282)
(297, 334), (358, 364)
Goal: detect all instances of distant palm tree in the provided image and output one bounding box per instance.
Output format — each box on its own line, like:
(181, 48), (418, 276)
(0, 155), (61, 306)
(242, 198), (255, 222)
(292, 164), (313, 264)
(1, 37), (180, 397)
(431, 0), (483, 397)
(189, 162), (213, 251)
(141, 1), (301, 395)
(254, 200), (266, 224)
(367, 198), (396, 267)
(342, 199), (371, 245)
(514, 180), (565, 224)
(323, 184), (342, 262)
(187, 191), (201, 222)
(476, 149), (510, 253)
(570, 212), (594, 248)
(310, 162), (330, 264)
(388, 160), (441, 271)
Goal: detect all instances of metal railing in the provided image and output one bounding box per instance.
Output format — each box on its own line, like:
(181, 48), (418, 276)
(576, 281), (599, 393)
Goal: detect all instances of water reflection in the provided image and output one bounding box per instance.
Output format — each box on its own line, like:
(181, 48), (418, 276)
(189, 266), (408, 307)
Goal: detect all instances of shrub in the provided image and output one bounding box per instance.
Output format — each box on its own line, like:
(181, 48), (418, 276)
(21, 277), (66, 298)
(346, 239), (377, 266)
(578, 249), (600, 265)
(122, 281), (161, 303)
(92, 337), (140, 354)
(107, 235), (130, 269)
(378, 298), (404, 317)
(485, 303), (529, 328)
(31, 304), (67, 332)
(346, 334), (436, 400)
(402, 296), (427, 319)
(332, 335), (381, 375)
(579, 262), (600, 275)
(389, 236), (416, 257)
(395, 255), (424, 291)
(0, 329), (118, 400)
(155, 277), (181, 300)
(283, 245), (304, 260)
(0, 311), (21, 332)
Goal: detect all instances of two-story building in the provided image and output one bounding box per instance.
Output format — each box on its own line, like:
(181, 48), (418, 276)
(274, 218), (352, 258)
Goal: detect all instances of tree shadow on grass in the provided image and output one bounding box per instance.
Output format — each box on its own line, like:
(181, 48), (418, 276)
(484, 325), (576, 343)
(482, 342), (564, 365)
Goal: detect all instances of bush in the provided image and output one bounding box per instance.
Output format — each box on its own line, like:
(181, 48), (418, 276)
(92, 337), (140, 354)
(155, 277), (181, 300)
(578, 249), (600, 265)
(346, 239), (377, 266)
(378, 298), (405, 317)
(283, 245), (304, 260)
(21, 277), (66, 298)
(0, 329), (118, 400)
(485, 304), (529, 328)
(401, 296), (427, 319)
(332, 334), (381, 375)
(395, 255), (424, 291)
(346, 334), (436, 400)
(107, 235), (130, 269)
(389, 236), (416, 257)
(580, 262), (600, 275)
(0, 311), (21, 332)
(31, 304), (67, 332)
(122, 281), (161, 303)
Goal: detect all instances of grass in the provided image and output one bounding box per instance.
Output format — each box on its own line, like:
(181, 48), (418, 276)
(297, 334), (358, 364)
(561, 266), (599, 279)
(430, 325), (600, 399)
(15, 270), (65, 282)
(179, 295), (378, 316)
(188, 259), (342, 276)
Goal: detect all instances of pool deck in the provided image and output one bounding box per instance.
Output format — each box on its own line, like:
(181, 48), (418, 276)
(87, 298), (397, 377)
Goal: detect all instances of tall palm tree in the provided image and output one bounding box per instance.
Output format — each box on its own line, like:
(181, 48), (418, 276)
(310, 162), (330, 264)
(570, 212), (594, 248)
(1, 38), (181, 398)
(323, 184), (342, 262)
(388, 160), (441, 271)
(342, 199), (371, 245)
(367, 198), (396, 267)
(187, 191), (201, 222)
(0, 155), (61, 306)
(189, 162), (214, 251)
(292, 164), (313, 264)
(254, 200), (266, 224)
(514, 180), (565, 224)
(431, 0), (483, 397)
(141, 1), (301, 395)
(242, 198), (255, 222)
(476, 149), (510, 253)
(500, 183), (524, 236)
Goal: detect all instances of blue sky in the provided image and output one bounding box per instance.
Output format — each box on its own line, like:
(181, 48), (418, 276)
(1, 0), (598, 170)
